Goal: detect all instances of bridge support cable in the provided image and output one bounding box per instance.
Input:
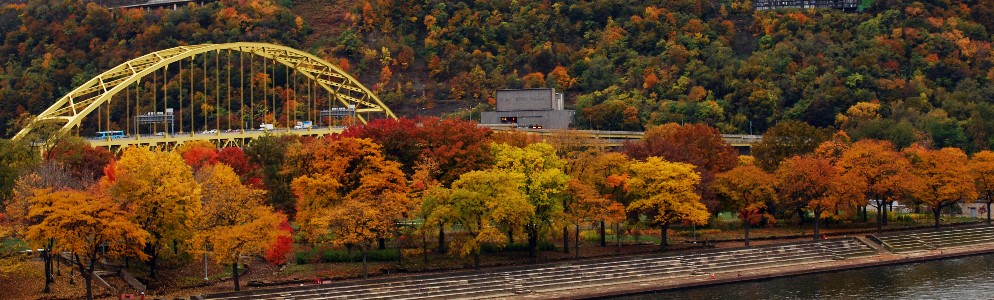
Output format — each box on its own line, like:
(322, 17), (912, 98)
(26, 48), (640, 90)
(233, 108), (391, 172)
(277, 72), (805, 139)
(215, 49), (220, 134)
(239, 49), (245, 131)
(226, 49), (231, 131)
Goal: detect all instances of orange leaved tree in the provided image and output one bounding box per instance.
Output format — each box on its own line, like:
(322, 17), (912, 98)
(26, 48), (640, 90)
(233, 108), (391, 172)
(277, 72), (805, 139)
(626, 157), (709, 249)
(26, 188), (148, 300)
(568, 150), (631, 246)
(290, 137), (413, 278)
(970, 150), (994, 225)
(905, 147), (978, 228)
(836, 140), (913, 234)
(563, 179), (625, 256)
(713, 165), (776, 247)
(775, 156), (863, 240)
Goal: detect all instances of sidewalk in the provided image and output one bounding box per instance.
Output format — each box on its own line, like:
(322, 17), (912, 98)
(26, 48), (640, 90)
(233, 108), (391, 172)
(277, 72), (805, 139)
(525, 243), (994, 299)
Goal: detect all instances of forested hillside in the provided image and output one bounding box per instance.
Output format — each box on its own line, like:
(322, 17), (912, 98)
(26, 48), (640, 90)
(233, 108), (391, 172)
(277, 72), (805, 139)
(3, 0), (994, 150)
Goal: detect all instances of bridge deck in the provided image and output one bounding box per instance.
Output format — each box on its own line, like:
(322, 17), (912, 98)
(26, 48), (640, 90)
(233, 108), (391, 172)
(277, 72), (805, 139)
(85, 127), (760, 150)
(88, 127), (345, 150)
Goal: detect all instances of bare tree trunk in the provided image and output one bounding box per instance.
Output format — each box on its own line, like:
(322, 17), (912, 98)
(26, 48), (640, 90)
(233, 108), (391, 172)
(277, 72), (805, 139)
(362, 247), (368, 279)
(813, 208), (821, 240)
(660, 223), (669, 250)
(473, 252), (480, 270)
(987, 202), (991, 226)
(378, 238), (386, 250)
(527, 225), (538, 259)
(744, 220), (751, 247)
(615, 223), (621, 252)
(232, 261), (240, 291)
(882, 202), (888, 225)
(599, 221), (606, 246)
(42, 245), (52, 293)
(934, 207), (942, 228)
(422, 231), (428, 264)
(562, 226), (569, 254)
(75, 253), (95, 300)
(574, 224), (580, 258)
(876, 203), (883, 235)
(437, 225), (446, 254)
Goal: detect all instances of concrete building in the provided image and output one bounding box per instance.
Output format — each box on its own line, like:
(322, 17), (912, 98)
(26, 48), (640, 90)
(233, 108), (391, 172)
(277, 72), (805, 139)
(481, 88), (575, 129)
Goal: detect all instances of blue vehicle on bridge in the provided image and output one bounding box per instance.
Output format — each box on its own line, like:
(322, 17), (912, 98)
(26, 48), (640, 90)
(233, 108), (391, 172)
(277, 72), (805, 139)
(96, 130), (126, 139)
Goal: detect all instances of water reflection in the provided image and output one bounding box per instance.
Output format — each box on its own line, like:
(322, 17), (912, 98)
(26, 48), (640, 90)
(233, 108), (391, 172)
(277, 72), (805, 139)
(614, 254), (994, 300)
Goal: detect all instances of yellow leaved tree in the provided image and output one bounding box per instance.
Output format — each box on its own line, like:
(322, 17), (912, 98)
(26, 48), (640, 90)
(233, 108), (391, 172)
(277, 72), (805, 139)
(25, 188), (147, 300)
(107, 147), (201, 278)
(426, 170), (533, 269)
(190, 164), (283, 291)
(491, 142), (569, 258)
(625, 157), (709, 249)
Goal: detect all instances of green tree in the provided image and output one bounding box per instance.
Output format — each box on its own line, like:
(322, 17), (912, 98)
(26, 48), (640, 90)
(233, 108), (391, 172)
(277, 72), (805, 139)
(491, 142), (569, 258)
(752, 120), (832, 172)
(425, 170), (533, 269)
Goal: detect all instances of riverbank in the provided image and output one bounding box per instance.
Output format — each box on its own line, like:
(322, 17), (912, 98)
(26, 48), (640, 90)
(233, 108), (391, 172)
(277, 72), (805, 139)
(528, 242), (994, 299)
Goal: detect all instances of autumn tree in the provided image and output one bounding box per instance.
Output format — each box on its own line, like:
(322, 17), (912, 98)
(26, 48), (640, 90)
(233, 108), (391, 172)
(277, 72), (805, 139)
(0, 138), (40, 210)
(751, 120), (832, 172)
(775, 156), (862, 240)
(626, 157), (709, 249)
(623, 123), (738, 210)
(107, 147), (202, 278)
(289, 137), (413, 276)
(491, 142), (569, 258)
(568, 150), (631, 246)
(970, 151), (994, 225)
(191, 164), (283, 291)
(713, 165), (776, 246)
(25, 188), (148, 300)
(4, 159), (94, 293)
(425, 170), (533, 269)
(836, 140), (914, 233)
(180, 145), (220, 172)
(906, 147), (978, 228)
(341, 117), (492, 185)
(42, 137), (113, 185)
(245, 134), (300, 214)
(562, 179), (625, 256)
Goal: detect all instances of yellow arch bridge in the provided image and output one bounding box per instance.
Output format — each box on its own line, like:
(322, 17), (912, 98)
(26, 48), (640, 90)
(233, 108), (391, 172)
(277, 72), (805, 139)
(13, 42), (759, 151)
(13, 42), (396, 149)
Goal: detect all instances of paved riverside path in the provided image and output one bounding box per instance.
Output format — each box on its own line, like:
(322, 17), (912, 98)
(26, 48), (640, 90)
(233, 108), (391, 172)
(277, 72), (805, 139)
(871, 224), (994, 253)
(202, 238), (875, 300)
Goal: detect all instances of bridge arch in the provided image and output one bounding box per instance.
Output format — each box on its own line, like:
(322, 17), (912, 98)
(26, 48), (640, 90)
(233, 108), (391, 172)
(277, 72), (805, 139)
(13, 42), (395, 141)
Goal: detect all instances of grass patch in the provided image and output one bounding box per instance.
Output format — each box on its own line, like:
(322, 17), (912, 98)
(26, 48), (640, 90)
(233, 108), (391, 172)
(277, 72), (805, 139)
(295, 248), (399, 264)
(481, 242), (557, 253)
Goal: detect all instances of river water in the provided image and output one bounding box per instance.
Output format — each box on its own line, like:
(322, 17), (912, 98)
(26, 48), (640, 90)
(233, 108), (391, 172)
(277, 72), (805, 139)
(613, 253), (994, 300)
